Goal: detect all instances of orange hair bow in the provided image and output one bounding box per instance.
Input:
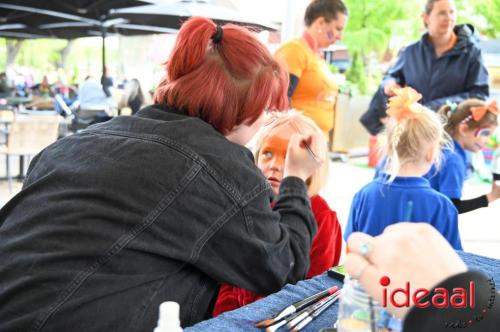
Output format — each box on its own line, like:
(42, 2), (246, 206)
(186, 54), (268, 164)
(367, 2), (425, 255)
(470, 100), (499, 122)
(386, 87), (424, 121)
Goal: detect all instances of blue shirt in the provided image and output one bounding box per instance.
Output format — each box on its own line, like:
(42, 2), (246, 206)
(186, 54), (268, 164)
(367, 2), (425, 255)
(344, 176), (462, 250)
(424, 140), (467, 199)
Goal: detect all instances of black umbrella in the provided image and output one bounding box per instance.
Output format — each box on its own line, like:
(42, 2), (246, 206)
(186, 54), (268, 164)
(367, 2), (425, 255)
(0, 23), (47, 39)
(110, 0), (280, 31)
(0, 1), (151, 22)
(0, 1), (166, 82)
(35, 20), (177, 39)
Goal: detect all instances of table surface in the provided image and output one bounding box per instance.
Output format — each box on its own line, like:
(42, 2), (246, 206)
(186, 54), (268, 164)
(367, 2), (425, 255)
(185, 251), (500, 332)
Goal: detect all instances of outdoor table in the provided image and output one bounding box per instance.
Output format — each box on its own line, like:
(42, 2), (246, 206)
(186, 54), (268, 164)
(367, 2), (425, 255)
(5, 96), (32, 107)
(185, 251), (500, 332)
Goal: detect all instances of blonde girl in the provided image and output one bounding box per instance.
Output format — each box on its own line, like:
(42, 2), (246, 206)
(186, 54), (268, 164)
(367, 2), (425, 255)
(345, 87), (462, 249)
(213, 111), (342, 316)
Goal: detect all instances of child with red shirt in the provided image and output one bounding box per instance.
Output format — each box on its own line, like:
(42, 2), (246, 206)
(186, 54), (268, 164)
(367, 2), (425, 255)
(212, 111), (342, 316)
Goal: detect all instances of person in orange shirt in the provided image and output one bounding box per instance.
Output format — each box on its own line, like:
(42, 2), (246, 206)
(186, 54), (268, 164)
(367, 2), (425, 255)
(275, 0), (348, 138)
(212, 111), (342, 317)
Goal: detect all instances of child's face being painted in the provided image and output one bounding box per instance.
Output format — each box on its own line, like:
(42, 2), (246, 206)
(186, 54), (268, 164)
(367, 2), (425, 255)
(461, 124), (497, 152)
(257, 125), (295, 196)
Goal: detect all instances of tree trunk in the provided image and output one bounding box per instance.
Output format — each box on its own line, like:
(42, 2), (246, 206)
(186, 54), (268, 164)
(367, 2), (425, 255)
(58, 40), (74, 69)
(6, 39), (23, 69)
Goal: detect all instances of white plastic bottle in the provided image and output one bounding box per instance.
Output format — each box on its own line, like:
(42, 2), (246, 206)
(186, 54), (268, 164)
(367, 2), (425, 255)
(153, 301), (183, 332)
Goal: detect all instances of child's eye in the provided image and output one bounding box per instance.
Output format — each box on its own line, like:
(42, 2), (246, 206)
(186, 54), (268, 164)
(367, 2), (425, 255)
(474, 128), (492, 138)
(262, 151), (273, 159)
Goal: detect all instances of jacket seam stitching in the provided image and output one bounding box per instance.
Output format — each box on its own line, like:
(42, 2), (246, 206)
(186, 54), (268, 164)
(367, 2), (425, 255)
(84, 129), (243, 204)
(30, 163), (202, 332)
(189, 183), (271, 263)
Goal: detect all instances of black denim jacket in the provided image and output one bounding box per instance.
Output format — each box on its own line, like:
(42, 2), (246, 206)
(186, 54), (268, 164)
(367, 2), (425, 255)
(0, 105), (317, 331)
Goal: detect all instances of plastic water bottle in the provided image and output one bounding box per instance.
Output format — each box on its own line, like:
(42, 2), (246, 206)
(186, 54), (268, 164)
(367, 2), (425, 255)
(153, 301), (183, 332)
(493, 148), (500, 185)
(337, 277), (402, 331)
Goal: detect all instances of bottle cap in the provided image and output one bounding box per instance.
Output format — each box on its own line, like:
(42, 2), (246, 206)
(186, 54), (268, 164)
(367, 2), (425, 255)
(154, 301), (182, 332)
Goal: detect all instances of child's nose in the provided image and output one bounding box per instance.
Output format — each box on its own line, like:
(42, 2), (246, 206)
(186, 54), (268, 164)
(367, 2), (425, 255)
(269, 156), (284, 171)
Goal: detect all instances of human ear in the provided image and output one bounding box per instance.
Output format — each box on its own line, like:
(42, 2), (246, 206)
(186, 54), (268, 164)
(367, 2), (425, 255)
(312, 16), (326, 28)
(424, 146), (435, 163)
(422, 13), (429, 27)
(457, 123), (470, 136)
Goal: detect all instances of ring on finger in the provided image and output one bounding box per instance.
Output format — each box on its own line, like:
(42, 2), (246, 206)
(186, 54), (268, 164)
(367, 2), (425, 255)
(359, 241), (373, 259)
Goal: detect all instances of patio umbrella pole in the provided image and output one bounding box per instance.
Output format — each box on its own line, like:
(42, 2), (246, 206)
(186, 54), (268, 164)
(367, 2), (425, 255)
(101, 26), (106, 85)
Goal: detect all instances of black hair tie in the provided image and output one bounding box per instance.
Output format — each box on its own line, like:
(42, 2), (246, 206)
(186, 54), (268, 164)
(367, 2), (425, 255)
(212, 25), (223, 44)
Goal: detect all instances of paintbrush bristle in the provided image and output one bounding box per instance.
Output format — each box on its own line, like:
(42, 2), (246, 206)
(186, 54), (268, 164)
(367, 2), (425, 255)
(265, 324), (281, 332)
(255, 318), (275, 328)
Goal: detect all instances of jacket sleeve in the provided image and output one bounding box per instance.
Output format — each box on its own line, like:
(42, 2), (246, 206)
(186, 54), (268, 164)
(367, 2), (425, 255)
(195, 176), (317, 295)
(425, 48), (489, 110)
(359, 85), (389, 135)
(381, 49), (407, 88)
(307, 196), (342, 278)
(403, 270), (499, 332)
(451, 195), (489, 214)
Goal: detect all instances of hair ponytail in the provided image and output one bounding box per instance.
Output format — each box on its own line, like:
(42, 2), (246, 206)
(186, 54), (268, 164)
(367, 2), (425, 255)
(154, 17), (288, 134)
(383, 87), (447, 182)
(438, 104), (451, 118)
(165, 17), (218, 81)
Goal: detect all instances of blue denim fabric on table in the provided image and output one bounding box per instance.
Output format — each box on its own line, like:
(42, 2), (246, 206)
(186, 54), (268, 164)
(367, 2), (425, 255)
(185, 251), (500, 332)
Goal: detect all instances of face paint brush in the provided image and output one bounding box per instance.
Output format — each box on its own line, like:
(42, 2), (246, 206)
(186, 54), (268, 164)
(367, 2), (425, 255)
(255, 286), (339, 328)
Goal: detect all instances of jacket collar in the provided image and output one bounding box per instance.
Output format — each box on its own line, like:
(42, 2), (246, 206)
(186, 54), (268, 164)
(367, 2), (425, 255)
(421, 24), (477, 57)
(136, 104), (186, 120)
(135, 104), (220, 134)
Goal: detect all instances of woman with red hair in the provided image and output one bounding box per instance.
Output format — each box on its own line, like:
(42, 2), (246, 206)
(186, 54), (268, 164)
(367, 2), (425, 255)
(0, 17), (325, 331)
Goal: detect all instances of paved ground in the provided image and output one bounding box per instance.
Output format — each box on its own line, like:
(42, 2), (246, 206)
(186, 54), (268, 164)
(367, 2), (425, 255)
(1, 155), (499, 260)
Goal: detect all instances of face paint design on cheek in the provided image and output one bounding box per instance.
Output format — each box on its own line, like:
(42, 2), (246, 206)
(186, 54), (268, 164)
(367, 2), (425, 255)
(326, 30), (334, 40)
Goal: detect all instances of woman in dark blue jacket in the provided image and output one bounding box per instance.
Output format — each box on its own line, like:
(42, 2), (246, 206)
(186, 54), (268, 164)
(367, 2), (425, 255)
(361, 0), (489, 135)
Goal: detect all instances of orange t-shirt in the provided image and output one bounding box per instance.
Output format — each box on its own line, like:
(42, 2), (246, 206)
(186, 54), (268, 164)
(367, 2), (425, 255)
(276, 38), (338, 136)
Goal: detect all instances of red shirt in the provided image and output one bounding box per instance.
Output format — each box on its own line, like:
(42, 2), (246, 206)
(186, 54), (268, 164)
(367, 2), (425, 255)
(212, 195), (342, 317)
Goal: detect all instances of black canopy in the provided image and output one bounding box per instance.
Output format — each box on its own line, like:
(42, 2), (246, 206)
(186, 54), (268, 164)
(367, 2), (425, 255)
(0, 1), (168, 79)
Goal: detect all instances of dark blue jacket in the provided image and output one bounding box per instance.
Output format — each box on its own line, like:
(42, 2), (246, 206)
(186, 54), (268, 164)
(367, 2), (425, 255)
(361, 24), (489, 135)
(0, 105), (316, 331)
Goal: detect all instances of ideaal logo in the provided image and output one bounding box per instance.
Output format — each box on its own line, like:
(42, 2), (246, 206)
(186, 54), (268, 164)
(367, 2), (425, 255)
(379, 276), (475, 309)
(379, 276), (496, 329)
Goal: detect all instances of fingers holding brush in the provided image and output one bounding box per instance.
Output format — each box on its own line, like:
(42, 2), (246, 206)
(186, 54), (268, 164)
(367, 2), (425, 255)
(284, 132), (325, 182)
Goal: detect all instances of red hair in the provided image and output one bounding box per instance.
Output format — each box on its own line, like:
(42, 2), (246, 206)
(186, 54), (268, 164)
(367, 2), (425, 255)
(154, 17), (288, 134)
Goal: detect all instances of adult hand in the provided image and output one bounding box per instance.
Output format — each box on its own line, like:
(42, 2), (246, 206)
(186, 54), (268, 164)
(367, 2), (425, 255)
(344, 223), (467, 318)
(283, 132), (325, 182)
(486, 180), (500, 203)
(383, 80), (401, 96)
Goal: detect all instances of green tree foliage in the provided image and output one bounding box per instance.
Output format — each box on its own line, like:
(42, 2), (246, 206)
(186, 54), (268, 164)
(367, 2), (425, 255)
(341, 0), (422, 94)
(343, 0), (422, 57)
(345, 51), (368, 95)
(475, 0), (500, 38)
(16, 39), (66, 71)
